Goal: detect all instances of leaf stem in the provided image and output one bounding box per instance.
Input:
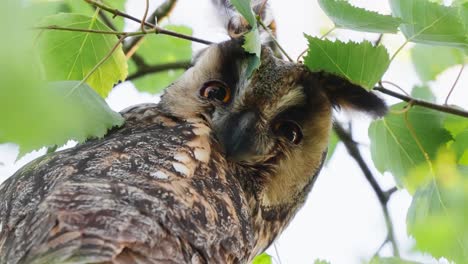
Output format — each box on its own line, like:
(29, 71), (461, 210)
(444, 64), (465, 105)
(380, 80), (410, 96)
(403, 110), (433, 172)
(389, 40), (408, 65)
(257, 18), (293, 62)
(84, 0), (212, 45)
(374, 85), (468, 118)
(320, 26), (336, 40)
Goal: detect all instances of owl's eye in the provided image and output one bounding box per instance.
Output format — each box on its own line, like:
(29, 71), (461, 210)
(200, 80), (231, 103)
(273, 121), (303, 145)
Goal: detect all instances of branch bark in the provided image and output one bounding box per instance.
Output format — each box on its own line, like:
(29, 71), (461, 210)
(126, 61), (192, 81)
(374, 85), (468, 118)
(333, 122), (400, 257)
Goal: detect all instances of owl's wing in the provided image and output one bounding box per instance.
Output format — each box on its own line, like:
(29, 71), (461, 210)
(0, 104), (253, 264)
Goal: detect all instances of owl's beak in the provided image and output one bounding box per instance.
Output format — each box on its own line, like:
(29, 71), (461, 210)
(219, 110), (258, 162)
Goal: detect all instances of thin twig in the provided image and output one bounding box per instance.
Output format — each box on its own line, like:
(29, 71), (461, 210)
(389, 40), (408, 65)
(126, 61), (192, 81)
(33, 25), (156, 37)
(97, 9), (118, 31)
(257, 18), (293, 62)
(374, 85), (468, 118)
(124, 0), (179, 56)
(141, 0), (150, 33)
(333, 122), (400, 257)
(380, 80), (410, 96)
(273, 243), (283, 264)
(374, 34), (384, 46)
(296, 26), (335, 62)
(444, 64), (465, 105)
(84, 0), (212, 45)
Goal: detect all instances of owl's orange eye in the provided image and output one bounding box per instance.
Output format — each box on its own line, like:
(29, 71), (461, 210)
(200, 80), (231, 103)
(273, 121), (303, 145)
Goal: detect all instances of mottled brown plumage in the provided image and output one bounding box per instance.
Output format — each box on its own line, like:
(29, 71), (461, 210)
(0, 11), (387, 263)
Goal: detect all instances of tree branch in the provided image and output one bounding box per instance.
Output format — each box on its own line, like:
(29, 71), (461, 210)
(84, 0), (212, 45)
(374, 85), (468, 118)
(126, 61), (192, 81)
(97, 9), (118, 31)
(333, 122), (400, 257)
(33, 25), (155, 37)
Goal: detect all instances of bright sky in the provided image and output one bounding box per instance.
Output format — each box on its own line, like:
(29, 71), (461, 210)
(1, 1), (466, 263)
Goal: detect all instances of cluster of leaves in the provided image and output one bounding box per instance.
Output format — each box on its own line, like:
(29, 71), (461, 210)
(306, 0), (467, 263)
(0, 0), (192, 156)
(243, 0), (467, 263)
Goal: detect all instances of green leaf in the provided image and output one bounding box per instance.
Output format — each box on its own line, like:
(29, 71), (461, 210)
(36, 13), (128, 97)
(452, 130), (468, 165)
(129, 25), (192, 94)
(369, 256), (423, 264)
(410, 85), (436, 102)
(251, 253), (272, 264)
(444, 114), (468, 137)
(230, 0), (262, 74)
(407, 150), (468, 263)
(26, 0), (70, 21)
(0, 1), (121, 156)
(389, 0), (468, 48)
(326, 131), (339, 164)
(410, 44), (465, 82)
(304, 35), (390, 90)
(230, 0), (257, 27)
(318, 0), (402, 33)
(243, 28), (261, 57)
(243, 28), (262, 77)
(0, 81), (124, 157)
(314, 259), (331, 264)
(368, 103), (452, 187)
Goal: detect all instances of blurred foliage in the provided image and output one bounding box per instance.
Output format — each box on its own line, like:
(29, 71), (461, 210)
(369, 256), (423, 264)
(318, 0), (402, 33)
(369, 104), (453, 188)
(390, 0), (467, 48)
(410, 85), (436, 102)
(406, 150), (468, 263)
(251, 253), (272, 264)
(0, 1), (123, 157)
(411, 44), (465, 82)
(128, 25), (192, 94)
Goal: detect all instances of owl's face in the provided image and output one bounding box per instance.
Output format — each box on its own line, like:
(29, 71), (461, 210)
(161, 39), (386, 209)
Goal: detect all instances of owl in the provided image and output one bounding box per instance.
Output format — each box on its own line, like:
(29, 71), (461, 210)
(0, 6), (387, 264)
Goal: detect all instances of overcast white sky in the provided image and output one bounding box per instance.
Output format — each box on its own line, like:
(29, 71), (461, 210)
(0, 1), (466, 263)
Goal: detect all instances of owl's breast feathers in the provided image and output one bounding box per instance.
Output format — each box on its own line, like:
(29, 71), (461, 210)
(0, 104), (255, 264)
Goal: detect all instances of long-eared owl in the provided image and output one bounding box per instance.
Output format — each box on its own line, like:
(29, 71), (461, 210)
(0, 1), (387, 263)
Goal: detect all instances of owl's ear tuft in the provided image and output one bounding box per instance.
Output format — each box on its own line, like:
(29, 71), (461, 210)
(310, 72), (387, 118)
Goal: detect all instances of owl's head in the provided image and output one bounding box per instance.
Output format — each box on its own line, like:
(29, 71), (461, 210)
(160, 39), (386, 221)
